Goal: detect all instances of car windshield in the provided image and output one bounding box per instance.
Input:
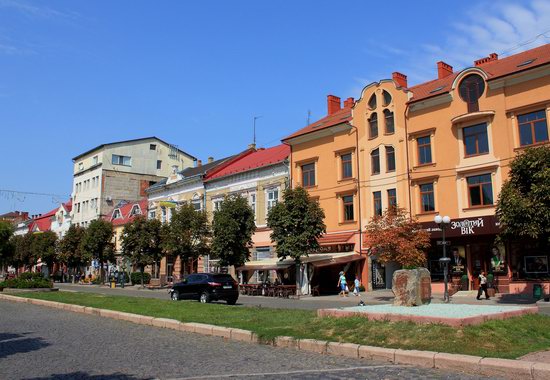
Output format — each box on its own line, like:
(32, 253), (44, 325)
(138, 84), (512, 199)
(212, 274), (234, 282)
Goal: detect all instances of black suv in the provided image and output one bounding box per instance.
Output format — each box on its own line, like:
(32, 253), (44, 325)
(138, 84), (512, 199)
(169, 273), (239, 305)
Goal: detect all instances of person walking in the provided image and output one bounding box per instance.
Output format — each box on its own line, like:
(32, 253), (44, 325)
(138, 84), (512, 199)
(337, 271), (348, 297)
(353, 275), (361, 296)
(477, 271), (490, 300)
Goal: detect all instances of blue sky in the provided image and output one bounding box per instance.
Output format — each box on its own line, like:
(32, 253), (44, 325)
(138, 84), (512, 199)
(1, 0), (549, 214)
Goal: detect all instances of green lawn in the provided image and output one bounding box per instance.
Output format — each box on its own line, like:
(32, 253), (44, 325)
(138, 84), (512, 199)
(15, 291), (550, 359)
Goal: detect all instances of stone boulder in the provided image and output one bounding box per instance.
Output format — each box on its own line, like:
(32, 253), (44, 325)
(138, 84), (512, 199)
(392, 268), (431, 306)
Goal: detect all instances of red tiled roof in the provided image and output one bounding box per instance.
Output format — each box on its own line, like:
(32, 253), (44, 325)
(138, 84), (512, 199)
(282, 107), (352, 141)
(409, 43), (550, 103)
(28, 208), (57, 232)
(108, 199), (148, 226)
(62, 200), (72, 213)
(205, 144), (290, 181)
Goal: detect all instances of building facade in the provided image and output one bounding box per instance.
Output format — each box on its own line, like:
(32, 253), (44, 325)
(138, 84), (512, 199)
(71, 137), (196, 227)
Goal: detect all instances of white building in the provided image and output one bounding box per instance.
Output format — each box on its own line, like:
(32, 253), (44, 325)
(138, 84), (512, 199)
(71, 137), (196, 226)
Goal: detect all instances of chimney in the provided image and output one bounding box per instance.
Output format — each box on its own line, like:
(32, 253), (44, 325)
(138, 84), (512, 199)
(343, 97), (355, 109)
(248, 143), (256, 150)
(437, 61), (453, 79)
(197, 160), (202, 167)
(208, 156), (214, 163)
(474, 53), (498, 66)
(392, 72), (408, 88)
(327, 95), (341, 115)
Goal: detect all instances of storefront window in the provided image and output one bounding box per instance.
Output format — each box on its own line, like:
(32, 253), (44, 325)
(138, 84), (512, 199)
(510, 240), (550, 280)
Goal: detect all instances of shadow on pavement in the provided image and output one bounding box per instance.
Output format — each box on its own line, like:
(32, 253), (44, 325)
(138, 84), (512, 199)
(496, 294), (537, 304)
(24, 373), (149, 380)
(0, 333), (50, 359)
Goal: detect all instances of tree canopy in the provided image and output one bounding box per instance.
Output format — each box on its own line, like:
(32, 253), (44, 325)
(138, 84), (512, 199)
(0, 221), (14, 271)
(30, 231), (58, 269)
(11, 233), (34, 271)
(267, 187), (326, 263)
(81, 219), (114, 279)
(161, 203), (210, 264)
(211, 194), (256, 268)
(497, 146), (550, 243)
(364, 207), (430, 268)
(57, 224), (88, 271)
(121, 216), (162, 287)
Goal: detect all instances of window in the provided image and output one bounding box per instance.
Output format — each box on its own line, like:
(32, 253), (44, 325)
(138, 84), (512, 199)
(130, 205), (141, 216)
(369, 113), (378, 138)
(368, 94), (377, 110)
(150, 144), (157, 150)
(382, 90), (392, 106)
(386, 146), (395, 172)
(161, 207), (167, 223)
(420, 183), (435, 213)
(249, 193), (256, 217)
(463, 123), (489, 156)
(157, 160), (162, 169)
(371, 148), (380, 174)
(388, 188), (397, 208)
(92, 156), (98, 165)
(76, 203), (80, 213)
(266, 189), (278, 212)
(78, 162), (83, 171)
(191, 200), (201, 211)
(417, 136), (432, 165)
(301, 163), (315, 187)
(467, 174), (493, 207)
(373, 191), (382, 216)
(343, 195), (354, 221)
(518, 110), (548, 146)
(112, 154), (131, 166)
(458, 74), (485, 113)
(213, 199), (223, 212)
(341, 153), (352, 179)
(148, 210), (156, 220)
(384, 109), (394, 134)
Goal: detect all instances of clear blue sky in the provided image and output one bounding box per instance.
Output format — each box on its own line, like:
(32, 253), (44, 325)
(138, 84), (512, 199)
(1, 0), (549, 214)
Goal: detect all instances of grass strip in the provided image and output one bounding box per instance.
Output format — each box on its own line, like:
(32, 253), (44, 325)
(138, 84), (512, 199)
(14, 291), (550, 359)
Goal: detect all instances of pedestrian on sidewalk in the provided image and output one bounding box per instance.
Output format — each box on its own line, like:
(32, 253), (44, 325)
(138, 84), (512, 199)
(338, 271), (348, 297)
(353, 276), (361, 296)
(477, 271), (490, 300)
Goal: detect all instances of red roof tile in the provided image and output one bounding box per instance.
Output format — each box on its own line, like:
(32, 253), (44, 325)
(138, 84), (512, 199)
(282, 107), (352, 141)
(205, 144), (290, 181)
(108, 199), (148, 226)
(409, 43), (550, 103)
(28, 208), (58, 232)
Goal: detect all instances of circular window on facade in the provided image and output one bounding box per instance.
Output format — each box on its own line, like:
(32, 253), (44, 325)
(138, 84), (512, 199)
(459, 74), (485, 112)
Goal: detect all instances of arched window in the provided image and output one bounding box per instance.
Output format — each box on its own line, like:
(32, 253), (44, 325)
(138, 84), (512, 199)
(386, 146), (395, 172)
(368, 94), (377, 110)
(369, 113), (378, 138)
(384, 109), (394, 134)
(459, 74), (485, 113)
(382, 90), (392, 106)
(371, 148), (380, 175)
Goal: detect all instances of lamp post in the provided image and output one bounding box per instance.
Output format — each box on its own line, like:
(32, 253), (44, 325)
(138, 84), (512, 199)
(434, 215), (451, 303)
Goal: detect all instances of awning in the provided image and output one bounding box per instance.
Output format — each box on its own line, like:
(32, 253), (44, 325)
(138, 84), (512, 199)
(159, 201), (177, 208)
(236, 252), (365, 271)
(318, 231), (355, 245)
(236, 258), (294, 271)
(309, 252), (365, 268)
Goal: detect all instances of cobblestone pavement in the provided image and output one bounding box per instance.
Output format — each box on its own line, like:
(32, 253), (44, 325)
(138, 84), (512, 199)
(0, 301), (497, 380)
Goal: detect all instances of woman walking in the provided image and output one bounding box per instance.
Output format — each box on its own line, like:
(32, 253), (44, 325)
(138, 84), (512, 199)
(337, 271), (348, 297)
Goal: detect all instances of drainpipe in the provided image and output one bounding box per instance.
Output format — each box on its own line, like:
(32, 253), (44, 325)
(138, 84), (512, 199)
(404, 103), (413, 217)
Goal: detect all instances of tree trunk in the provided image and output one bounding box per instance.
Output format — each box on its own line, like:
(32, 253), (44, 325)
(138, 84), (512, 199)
(295, 260), (301, 296)
(100, 260), (104, 283)
(140, 265), (145, 289)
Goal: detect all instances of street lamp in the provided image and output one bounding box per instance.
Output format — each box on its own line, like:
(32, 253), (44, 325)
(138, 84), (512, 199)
(434, 215), (451, 303)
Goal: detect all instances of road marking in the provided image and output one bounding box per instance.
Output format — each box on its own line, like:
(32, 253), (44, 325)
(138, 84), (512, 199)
(164, 365), (408, 379)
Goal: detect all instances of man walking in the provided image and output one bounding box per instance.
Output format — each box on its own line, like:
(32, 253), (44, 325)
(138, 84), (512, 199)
(477, 271), (490, 300)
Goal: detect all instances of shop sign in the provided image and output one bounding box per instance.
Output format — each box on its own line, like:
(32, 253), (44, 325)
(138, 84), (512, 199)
(315, 243), (355, 253)
(450, 218), (485, 235)
(422, 215), (500, 238)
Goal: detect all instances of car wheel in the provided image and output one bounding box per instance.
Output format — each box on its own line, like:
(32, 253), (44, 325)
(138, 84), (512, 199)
(199, 291), (211, 303)
(226, 298), (237, 305)
(171, 290), (179, 301)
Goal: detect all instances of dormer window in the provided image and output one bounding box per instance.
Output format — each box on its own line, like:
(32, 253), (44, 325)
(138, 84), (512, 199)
(459, 74), (485, 113)
(130, 205), (141, 216)
(112, 209), (122, 219)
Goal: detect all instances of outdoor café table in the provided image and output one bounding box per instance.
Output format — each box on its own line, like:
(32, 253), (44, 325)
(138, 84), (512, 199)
(276, 285), (296, 298)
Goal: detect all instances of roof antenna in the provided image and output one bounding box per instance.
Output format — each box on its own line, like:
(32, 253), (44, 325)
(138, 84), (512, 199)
(253, 116), (262, 147)
(307, 110), (311, 125)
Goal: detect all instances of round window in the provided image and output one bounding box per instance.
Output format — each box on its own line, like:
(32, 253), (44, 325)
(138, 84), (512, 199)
(458, 74), (485, 104)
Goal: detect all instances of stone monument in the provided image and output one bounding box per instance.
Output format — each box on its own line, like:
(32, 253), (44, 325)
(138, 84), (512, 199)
(392, 268), (431, 306)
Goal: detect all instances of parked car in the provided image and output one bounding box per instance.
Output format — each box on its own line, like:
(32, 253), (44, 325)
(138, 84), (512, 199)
(169, 273), (239, 305)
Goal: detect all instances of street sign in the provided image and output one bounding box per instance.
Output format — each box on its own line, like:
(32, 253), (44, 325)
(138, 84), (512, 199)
(436, 240), (451, 246)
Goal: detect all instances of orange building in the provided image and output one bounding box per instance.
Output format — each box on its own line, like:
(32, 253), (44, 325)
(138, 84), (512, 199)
(405, 43), (550, 295)
(282, 96), (367, 293)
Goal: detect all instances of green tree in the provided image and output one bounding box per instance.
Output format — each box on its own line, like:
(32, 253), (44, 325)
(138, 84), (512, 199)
(161, 203), (210, 276)
(364, 207), (430, 268)
(0, 221), (14, 274)
(81, 219), (115, 281)
(57, 225), (88, 280)
(30, 231), (58, 274)
(211, 194), (256, 268)
(497, 146), (550, 243)
(11, 233), (34, 273)
(267, 187), (326, 293)
(121, 216), (162, 288)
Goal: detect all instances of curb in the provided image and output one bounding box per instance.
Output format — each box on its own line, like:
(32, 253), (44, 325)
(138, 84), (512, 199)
(1, 293), (548, 380)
